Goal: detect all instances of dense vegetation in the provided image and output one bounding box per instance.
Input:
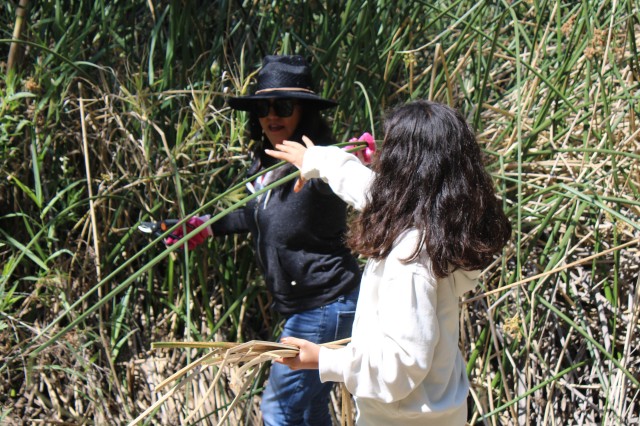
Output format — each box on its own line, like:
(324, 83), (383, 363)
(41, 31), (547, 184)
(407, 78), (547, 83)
(1, 0), (638, 424)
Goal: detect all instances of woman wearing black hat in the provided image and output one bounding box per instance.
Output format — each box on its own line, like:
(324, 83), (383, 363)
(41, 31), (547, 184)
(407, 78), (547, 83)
(211, 55), (361, 425)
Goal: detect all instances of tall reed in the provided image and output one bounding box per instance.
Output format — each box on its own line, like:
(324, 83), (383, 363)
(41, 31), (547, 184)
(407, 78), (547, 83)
(0, 0), (638, 424)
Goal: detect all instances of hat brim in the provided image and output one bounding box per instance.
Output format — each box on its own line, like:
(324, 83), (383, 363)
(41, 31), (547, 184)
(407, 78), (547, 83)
(228, 91), (337, 111)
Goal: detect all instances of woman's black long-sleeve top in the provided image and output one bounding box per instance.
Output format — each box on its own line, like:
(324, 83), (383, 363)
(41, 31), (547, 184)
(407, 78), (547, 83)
(211, 172), (361, 315)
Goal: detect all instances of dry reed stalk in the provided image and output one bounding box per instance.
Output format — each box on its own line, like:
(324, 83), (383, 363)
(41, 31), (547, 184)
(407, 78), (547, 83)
(128, 338), (352, 426)
(606, 273), (640, 423)
(465, 237), (640, 304)
(7, 0), (29, 72)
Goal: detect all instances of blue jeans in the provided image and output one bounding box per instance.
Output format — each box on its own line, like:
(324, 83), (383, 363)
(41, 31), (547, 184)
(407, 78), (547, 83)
(261, 287), (358, 426)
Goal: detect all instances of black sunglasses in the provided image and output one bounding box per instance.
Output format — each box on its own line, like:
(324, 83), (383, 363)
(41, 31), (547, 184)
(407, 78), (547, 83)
(255, 99), (297, 118)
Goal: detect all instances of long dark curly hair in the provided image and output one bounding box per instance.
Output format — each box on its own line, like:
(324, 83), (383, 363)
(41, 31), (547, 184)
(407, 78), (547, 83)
(347, 100), (511, 278)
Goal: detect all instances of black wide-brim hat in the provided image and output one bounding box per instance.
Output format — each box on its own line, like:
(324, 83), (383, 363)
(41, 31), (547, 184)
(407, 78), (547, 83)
(228, 55), (338, 111)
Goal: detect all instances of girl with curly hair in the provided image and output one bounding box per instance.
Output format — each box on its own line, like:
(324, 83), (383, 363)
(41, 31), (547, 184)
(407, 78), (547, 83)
(266, 100), (511, 425)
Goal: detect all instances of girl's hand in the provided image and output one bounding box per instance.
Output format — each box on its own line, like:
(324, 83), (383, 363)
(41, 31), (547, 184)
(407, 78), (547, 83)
(265, 135), (315, 169)
(274, 337), (320, 370)
(266, 136), (316, 192)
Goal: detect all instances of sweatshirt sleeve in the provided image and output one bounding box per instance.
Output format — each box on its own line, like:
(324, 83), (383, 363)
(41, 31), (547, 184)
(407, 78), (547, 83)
(319, 268), (440, 403)
(301, 146), (374, 211)
(210, 209), (250, 235)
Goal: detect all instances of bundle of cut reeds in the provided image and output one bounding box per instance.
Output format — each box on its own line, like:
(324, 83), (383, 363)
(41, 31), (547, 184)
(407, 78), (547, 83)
(128, 338), (353, 426)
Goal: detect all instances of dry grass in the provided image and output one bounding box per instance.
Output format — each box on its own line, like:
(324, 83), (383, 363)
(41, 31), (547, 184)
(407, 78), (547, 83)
(127, 339), (351, 426)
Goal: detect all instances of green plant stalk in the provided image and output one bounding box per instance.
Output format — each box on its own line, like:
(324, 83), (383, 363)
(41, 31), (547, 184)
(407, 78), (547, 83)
(479, 360), (588, 421)
(536, 296), (639, 387)
(0, 38), (95, 80)
(508, 0), (524, 283)
(0, 229), (48, 273)
(168, 255), (175, 304)
(5, 174), (39, 206)
(354, 81), (376, 140)
(520, 196), (564, 263)
(110, 285), (132, 359)
(466, 323), (489, 376)
(162, 295), (204, 341)
(526, 200), (586, 303)
(524, 147), (640, 161)
(472, 8), (507, 128)
(196, 255), (215, 328)
(559, 184), (640, 231)
(29, 137), (43, 208)
(495, 172), (640, 231)
(423, 1), (580, 115)
(540, 218), (563, 271)
(495, 177), (640, 231)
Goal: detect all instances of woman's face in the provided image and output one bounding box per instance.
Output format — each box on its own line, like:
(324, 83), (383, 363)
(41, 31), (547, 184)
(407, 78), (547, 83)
(257, 99), (302, 147)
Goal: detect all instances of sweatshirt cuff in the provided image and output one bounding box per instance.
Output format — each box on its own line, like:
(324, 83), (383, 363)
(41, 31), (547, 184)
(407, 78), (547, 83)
(319, 346), (346, 383)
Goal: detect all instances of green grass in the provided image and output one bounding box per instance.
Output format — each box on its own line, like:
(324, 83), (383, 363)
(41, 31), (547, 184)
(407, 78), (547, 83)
(1, 0), (638, 424)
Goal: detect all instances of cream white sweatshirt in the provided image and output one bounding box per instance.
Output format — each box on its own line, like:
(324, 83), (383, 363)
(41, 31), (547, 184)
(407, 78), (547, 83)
(301, 146), (478, 425)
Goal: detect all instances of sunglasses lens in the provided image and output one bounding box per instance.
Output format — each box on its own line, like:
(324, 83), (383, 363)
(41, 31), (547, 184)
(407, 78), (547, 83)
(255, 99), (296, 118)
(255, 100), (270, 118)
(273, 99), (295, 117)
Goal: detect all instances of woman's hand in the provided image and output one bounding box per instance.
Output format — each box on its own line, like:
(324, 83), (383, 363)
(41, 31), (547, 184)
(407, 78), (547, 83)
(274, 337), (320, 370)
(266, 136), (316, 192)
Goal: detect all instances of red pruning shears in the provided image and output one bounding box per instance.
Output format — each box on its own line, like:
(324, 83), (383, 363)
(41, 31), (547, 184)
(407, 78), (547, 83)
(138, 219), (180, 239)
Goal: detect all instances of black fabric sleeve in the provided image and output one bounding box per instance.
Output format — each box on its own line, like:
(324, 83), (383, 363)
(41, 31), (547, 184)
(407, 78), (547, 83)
(210, 208), (250, 236)
(308, 177), (335, 196)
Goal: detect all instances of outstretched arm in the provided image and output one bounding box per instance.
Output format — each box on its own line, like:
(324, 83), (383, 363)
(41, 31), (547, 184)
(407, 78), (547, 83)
(267, 135), (374, 210)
